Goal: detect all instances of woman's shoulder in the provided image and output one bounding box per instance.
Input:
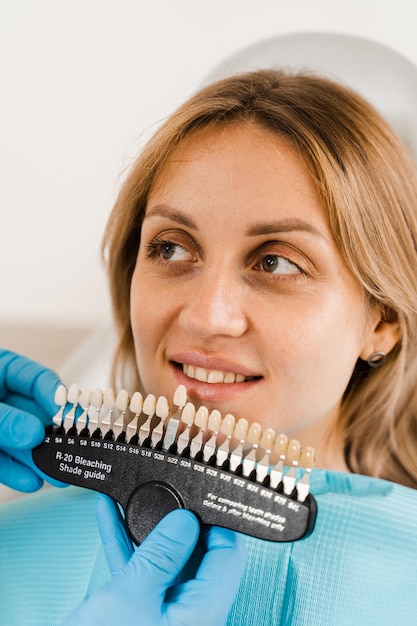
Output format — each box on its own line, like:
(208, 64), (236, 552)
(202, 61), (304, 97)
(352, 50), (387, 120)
(227, 470), (417, 625)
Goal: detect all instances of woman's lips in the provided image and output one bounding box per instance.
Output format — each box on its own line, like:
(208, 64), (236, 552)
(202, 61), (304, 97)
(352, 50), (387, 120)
(169, 352), (261, 378)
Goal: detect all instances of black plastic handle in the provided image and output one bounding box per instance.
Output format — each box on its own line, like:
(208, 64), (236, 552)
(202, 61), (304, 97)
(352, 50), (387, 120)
(33, 428), (317, 544)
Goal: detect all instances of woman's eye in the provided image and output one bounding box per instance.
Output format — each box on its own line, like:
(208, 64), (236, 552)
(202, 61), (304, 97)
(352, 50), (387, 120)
(260, 254), (301, 275)
(148, 239), (194, 263)
(160, 242), (185, 260)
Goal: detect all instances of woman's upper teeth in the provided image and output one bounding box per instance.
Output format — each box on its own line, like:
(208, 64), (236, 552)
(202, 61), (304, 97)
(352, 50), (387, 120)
(182, 364), (248, 383)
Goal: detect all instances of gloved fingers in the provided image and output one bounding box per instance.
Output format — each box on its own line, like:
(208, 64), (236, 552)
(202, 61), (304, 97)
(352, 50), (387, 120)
(130, 509), (200, 588)
(96, 494), (134, 574)
(165, 525), (246, 623)
(2, 393), (52, 425)
(0, 350), (61, 417)
(3, 447), (69, 489)
(0, 450), (44, 492)
(196, 524), (247, 584)
(0, 402), (45, 448)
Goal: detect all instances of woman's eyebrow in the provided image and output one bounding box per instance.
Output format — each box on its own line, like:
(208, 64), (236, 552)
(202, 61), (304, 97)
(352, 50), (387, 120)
(246, 218), (326, 239)
(144, 205), (198, 230)
(145, 206), (326, 240)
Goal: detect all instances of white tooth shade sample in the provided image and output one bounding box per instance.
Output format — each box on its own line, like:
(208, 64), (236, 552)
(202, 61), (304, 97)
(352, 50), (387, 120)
(67, 383), (81, 405)
(54, 384), (67, 407)
(103, 388), (116, 411)
(155, 395), (169, 419)
(115, 389), (129, 412)
(181, 402), (196, 425)
(142, 393), (156, 417)
(173, 384), (187, 408)
(194, 405), (209, 428)
(234, 417), (249, 442)
(208, 409), (221, 433)
(129, 391), (143, 415)
(220, 413), (235, 437)
(260, 428), (275, 453)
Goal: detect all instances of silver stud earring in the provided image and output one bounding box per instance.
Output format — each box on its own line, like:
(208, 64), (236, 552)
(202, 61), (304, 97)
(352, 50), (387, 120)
(367, 351), (387, 368)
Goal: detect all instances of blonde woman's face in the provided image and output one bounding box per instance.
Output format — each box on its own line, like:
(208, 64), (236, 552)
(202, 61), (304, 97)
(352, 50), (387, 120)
(130, 123), (378, 465)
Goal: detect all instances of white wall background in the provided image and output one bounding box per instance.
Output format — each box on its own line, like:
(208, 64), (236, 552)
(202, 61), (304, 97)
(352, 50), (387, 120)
(1, 0), (417, 331)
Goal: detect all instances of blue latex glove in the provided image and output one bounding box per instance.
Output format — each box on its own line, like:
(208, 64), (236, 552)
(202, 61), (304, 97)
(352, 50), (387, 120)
(64, 496), (247, 625)
(0, 348), (62, 491)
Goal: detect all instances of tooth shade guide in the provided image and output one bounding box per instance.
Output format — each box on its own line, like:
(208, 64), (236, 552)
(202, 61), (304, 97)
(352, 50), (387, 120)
(48, 383), (316, 507)
(35, 397), (318, 544)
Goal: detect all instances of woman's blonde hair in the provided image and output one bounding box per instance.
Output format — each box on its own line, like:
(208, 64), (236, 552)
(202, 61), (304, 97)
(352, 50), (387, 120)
(102, 69), (417, 488)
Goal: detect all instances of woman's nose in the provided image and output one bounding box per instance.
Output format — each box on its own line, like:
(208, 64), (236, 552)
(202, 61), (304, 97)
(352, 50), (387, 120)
(178, 271), (248, 338)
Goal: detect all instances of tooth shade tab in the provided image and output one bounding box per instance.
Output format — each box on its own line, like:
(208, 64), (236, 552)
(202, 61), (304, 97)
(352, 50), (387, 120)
(181, 402), (196, 425)
(220, 413), (235, 437)
(115, 390), (129, 412)
(247, 422), (262, 446)
(273, 433), (288, 458)
(203, 409), (222, 462)
(79, 388), (92, 408)
(67, 383), (81, 405)
(103, 388), (116, 410)
(287, 439), (301, 465)
(296, 448), (315, 502)
(76, 388), (93, 429)
(90, 388), (104, 409)
(155, 395), (169, 419)
(54, 384), (67, 407)
(143, 394), (156, 417)
(173, 384), (187, 408)
(86, 388), (104, 429)
(194, 405), (209, 428)
(208, 409), (222, 433)
(260, 428), (275, 452)
(190, 405), (209, 458)
(129, 391), (143, 415)
(52, 384), (68, 426)
(150, 399), (167, 446)
(64, 383), (81, 425)
(234, 418), (249, 442)
(300, 446), (315, 469)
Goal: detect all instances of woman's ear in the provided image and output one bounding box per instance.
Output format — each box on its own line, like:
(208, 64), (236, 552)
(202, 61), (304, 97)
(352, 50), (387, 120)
(359, 307), (401, 361)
